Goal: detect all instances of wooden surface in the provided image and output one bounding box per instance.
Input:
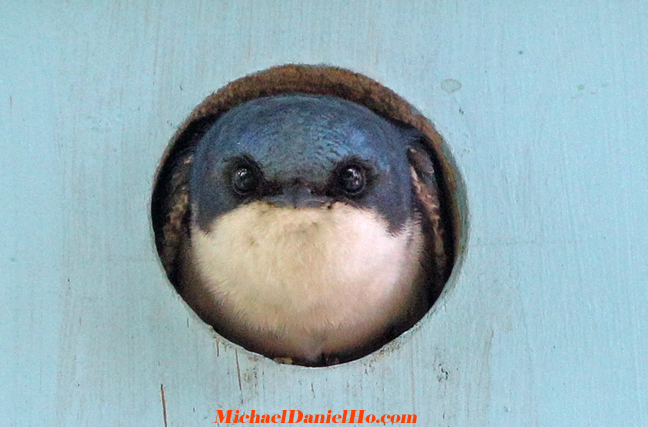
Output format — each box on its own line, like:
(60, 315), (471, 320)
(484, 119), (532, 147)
(2, 1), (647, 426)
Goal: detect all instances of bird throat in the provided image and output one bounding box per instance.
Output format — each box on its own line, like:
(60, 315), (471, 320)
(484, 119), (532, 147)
(188, 201), (424, 359)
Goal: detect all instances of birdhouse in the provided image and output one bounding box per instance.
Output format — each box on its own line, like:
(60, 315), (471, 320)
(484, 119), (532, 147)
(3, 2), (647, 426)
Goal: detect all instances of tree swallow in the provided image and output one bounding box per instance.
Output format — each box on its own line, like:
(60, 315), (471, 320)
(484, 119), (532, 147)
(162, 94), (450, 365)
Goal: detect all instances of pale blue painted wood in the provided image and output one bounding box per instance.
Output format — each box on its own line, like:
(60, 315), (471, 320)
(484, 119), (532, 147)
(2, 1), (647, 426)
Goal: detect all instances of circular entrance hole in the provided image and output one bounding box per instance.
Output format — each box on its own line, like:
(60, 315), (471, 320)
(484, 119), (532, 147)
(151, 64), (465, 366)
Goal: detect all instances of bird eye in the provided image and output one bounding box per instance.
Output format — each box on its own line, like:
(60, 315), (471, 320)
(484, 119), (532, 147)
(337, 164), (366, 196)
(231, 166), (260, 196)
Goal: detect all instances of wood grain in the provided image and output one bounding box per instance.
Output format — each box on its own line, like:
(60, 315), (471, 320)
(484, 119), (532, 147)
(2, 1), (647, 426)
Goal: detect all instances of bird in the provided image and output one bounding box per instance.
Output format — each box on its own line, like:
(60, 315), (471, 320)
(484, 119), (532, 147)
(158, 93), (450, 366)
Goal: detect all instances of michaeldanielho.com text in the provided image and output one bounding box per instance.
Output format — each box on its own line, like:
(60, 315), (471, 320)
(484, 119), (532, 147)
(215, 410), (417, 424)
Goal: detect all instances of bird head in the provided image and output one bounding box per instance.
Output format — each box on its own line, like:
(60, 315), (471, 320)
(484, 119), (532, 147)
(190, 94), (418, 234)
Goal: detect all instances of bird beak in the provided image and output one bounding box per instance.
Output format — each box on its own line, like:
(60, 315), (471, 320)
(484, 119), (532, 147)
(264, 185), (329, 208)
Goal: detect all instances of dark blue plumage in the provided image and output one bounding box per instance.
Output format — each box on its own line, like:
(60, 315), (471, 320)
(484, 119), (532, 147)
(190, 94), (417, 233)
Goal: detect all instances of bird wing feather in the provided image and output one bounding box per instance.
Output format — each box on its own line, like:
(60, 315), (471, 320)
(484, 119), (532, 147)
(408, 142), (451, 297)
